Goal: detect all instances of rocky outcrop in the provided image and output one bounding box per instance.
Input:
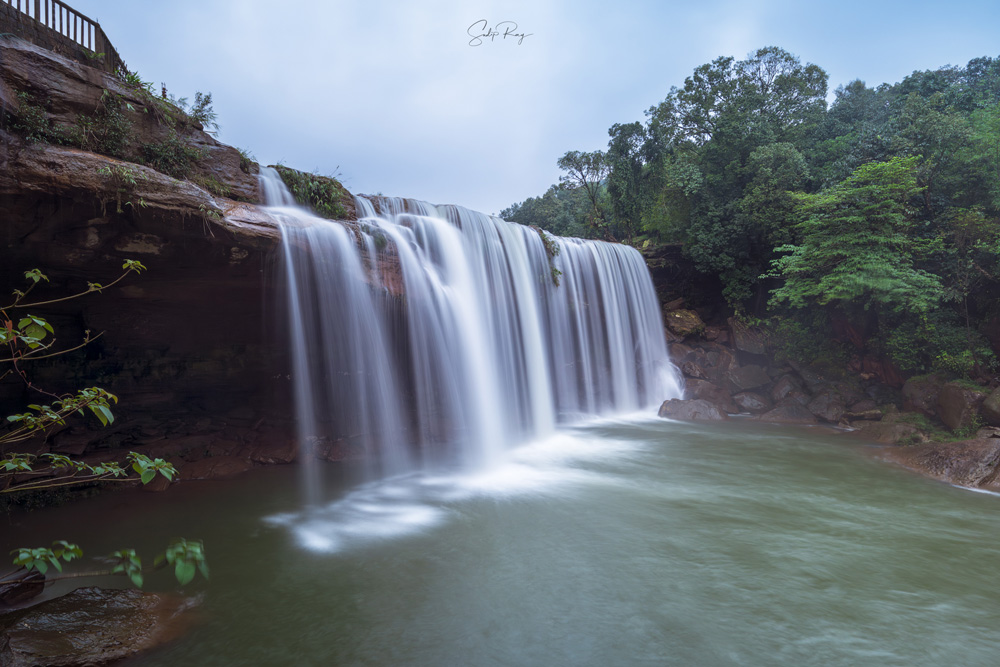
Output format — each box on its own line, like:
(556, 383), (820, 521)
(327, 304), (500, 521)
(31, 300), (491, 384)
(0, 35), (260, 202)
(0, 34), (391, 483)
(886, 439), (1000, 490)
(0, 587), (196, 666)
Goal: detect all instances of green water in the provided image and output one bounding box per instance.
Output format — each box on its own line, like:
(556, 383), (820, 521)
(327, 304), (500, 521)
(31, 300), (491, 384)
(4, 417), (998, 666)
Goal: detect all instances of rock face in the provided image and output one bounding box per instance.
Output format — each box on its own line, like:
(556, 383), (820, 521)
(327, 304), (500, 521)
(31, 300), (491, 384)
(0, 587), (195, 666)
(0, 36), (260, 202)
(0, 35), (384, 479)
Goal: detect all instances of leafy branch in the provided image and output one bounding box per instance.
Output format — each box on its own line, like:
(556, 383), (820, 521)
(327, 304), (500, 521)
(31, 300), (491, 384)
(3, 538), (208, 589)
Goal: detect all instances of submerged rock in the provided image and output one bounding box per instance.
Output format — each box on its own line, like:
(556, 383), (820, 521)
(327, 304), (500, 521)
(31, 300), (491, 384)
(0, 587), (196, 666)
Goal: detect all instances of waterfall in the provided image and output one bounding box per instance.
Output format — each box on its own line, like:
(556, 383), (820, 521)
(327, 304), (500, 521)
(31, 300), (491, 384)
(262, 168), (682, 498)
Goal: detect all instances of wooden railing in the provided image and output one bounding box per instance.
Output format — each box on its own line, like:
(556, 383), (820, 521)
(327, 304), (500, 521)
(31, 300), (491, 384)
(1, 0), (125, 74)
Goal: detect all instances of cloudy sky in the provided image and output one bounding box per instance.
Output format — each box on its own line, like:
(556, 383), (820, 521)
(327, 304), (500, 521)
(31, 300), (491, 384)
(67, 0), (1000, 216)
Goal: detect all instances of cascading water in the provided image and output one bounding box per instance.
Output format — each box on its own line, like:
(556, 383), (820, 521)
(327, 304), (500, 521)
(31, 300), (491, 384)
(262, 167), (682, 509)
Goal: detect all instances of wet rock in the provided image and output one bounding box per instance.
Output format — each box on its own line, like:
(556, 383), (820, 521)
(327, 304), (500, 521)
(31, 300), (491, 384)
(657, 399), (728, 421)
(247, 438), (299, 464)
(724, 364), (772, 393)
(732, 391), (772, 414)
(683, 379), (739, 414)
(179, 456), (253, 480)
(680, 361), (708, 379)
(807, 391), (847, 423)
(0, 587), (195, 666)
(902, 374), (945, 418)
(852, 421), (923, 444)
(757, 404), (818, 425)
(663, 309), (705, 337)
(976, 426), (1000, 440)
(980, 387), (1000, 427)
(937, 382), (988, 432)
(668, 343), (699, 364)
(886, 439), (1000, 490)
(0, 572), (44, 607)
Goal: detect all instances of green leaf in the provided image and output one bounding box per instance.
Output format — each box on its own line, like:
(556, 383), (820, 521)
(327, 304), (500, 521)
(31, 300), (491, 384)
(140, 469), (156, 485)
(175, 560), (196, 586)
(129, 571), (144, 588)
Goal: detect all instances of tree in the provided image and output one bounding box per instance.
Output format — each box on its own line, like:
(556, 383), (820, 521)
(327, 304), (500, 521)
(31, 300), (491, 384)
(770, 156), (938, 312)
(556, 150), (609, 237)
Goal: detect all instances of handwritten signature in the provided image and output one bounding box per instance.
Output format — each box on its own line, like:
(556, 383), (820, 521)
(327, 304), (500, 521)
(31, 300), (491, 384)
(467, 20), (532, 46)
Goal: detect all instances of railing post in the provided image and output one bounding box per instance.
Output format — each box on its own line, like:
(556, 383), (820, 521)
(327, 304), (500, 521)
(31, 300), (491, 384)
(34, 0), (39, 21)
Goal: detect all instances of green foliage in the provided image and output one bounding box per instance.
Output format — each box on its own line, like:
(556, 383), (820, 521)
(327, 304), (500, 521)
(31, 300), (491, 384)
(274, 165), (348, 219)
(236, 147), (257, 174)
(8, 540), (206, 589)
(532, 227), (563, 286)
(10, 542), (81, 575)
(769, 157), (940, 313)
(73, 90), (134, 159)
(556, 150), (609, 237)
(98, 163), (148, 213)
(10, 91), (62, 143)
(157, 538), (209, 586)
(141, 130), (204, 179)
(194, 174), (233, 198)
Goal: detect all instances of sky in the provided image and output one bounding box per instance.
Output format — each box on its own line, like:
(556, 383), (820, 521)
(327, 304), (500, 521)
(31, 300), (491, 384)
(64, 0), (1000, 216)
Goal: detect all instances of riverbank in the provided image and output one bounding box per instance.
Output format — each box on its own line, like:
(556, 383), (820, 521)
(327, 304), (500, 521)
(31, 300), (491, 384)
(646, 295), (1000, 493)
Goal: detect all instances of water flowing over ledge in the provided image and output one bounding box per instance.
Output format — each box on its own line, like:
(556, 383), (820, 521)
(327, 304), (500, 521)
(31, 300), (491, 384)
(262, 168), (682, 495)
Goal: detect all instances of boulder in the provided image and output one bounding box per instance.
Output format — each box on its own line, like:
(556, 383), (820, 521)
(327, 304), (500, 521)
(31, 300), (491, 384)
(727, 317), (768, 355)
(937, 382), (988, 432)
(732, 391), (772, 414)
(657, 399), (728, 421)
(0, 587), (195, 666)
(980, 387), (1000, 427)
(757, 404), (818, 425)
(901, 374), (946, 418)
(683, 379), (739, 414)
(723, 364), (772, 393)
(771, 374), (804, 403)
(663, 309), (705, 337)
(680, 361), (709, 380)
(807, 391), (847, 423)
